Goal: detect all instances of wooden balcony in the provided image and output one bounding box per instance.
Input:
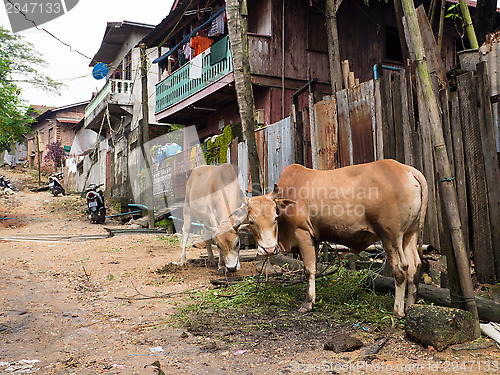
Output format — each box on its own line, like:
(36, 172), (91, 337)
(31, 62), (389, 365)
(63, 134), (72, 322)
(155, 36), (233, 116)
(85, 79), (134, 130)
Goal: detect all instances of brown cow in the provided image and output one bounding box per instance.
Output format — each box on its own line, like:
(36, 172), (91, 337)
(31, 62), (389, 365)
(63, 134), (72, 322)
(180, 163), (247, 273)
(241, 159), (427, 317)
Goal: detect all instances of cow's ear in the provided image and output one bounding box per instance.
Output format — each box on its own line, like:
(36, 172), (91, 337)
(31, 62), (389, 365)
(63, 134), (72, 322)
(228, 203), (248, 230)
(237, 223), (251, 233)
(275, 198), (296, 212)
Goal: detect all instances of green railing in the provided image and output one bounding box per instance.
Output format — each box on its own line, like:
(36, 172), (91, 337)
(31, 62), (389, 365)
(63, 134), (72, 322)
(155, 36), (233, 114)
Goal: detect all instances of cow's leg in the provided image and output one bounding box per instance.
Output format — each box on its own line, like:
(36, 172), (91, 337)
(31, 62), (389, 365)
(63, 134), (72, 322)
(383, 236), (407, 317)
(202, 227), (217, 266)
(180, 209), (192, 266)
(296, 229), (316, 313)
(403, 230), (421, 308)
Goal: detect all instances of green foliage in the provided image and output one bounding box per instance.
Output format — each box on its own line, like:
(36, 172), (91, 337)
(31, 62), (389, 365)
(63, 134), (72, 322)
(203, 124), (241, 164)
(156, 234), (180, 246)
(176, 267), (397, 330)
(0, 26), (61, 152)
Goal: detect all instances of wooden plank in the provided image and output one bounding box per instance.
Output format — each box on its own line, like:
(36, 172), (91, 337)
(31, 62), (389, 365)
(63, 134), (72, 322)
(457, 72), (496, 284)
(341, 60), (350, 90)
(449, 91), (469, 251)
(392, 72), (405, 163)
(374, 78), (384, 160)
(477, 62), (500, 281)
(416, 6), (448, 90)
(400, 70), (414, 166)
(380, 74), (395, 159)
(417, 80), (440, 249)
(291, 102), (304, 165)
(336, 89), (352, 166)
(348, 81), (375, 164)
(440, 90), (455, 173)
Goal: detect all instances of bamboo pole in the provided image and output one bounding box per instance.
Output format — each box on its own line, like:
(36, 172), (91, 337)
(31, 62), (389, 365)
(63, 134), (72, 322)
(226, 0), (262, 195)
(399, 0), (480, 338)
(458, 0), (479, 49)
(437, 0), (446, 54)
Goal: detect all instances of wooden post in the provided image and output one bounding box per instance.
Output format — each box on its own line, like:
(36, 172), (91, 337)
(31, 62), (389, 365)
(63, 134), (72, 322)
(139, 43), (155, 229)
(393, 0), (410, 62)
(399, 0), (480, 337)
(325, 0), (343, 93)
(36, 131), (41, 185)
(226, 0), (262, 195)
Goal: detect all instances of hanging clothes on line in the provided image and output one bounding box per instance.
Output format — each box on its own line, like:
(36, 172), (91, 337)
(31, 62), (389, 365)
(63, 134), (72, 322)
(208, 9), (226, 37)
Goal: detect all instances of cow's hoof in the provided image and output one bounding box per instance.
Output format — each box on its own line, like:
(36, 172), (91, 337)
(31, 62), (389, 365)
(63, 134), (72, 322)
(298, 302), (313, 313)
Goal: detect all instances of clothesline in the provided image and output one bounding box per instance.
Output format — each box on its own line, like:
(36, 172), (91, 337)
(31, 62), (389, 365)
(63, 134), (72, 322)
(152, 6), (225, 66)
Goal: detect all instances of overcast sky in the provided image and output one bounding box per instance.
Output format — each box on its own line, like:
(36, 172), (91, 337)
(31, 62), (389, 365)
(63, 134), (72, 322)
(0, 1), (174, 108)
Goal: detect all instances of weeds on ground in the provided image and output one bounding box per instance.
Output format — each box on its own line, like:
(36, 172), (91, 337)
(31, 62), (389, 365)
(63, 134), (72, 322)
(156, 234), (180, 247)
(174, 266), (398, 334)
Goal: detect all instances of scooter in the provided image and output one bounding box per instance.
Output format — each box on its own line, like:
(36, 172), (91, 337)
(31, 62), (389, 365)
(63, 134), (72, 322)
(0, 175), (13, 190)
(48, 172), (65, 196)
(83, 183), (106, 224)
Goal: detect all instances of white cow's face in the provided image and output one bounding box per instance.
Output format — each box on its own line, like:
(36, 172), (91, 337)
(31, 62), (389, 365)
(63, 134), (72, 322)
(215, 225), (241, 272)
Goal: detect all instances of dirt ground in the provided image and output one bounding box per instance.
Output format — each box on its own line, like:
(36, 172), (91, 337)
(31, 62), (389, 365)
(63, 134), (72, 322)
(0, 166), (499, 375)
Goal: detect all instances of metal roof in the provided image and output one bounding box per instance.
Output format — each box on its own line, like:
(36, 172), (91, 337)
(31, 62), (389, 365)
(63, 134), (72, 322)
(89, 21), (155, 67)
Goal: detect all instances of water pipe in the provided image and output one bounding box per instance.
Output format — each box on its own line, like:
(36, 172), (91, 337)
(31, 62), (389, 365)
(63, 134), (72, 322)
(373, 64), (404, 80)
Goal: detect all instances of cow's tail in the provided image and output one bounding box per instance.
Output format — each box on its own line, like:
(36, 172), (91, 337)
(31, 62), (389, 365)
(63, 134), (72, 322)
(413, 169), (428, 268)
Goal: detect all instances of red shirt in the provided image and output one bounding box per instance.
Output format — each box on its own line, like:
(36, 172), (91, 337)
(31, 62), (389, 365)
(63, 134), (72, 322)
(191, 35), (214, 57)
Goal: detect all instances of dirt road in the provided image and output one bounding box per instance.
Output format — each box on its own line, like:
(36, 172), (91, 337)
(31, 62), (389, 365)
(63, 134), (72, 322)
(1, 167), (499, 374)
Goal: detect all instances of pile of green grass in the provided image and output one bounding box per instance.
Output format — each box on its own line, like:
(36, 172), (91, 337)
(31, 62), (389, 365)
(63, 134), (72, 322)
(175, 266), (399, 331)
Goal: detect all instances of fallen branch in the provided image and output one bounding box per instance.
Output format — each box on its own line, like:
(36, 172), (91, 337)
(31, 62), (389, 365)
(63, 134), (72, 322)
(366, 274), (500, 323)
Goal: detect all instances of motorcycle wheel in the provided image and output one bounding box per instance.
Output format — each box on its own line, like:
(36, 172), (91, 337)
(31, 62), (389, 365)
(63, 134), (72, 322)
(52, 189), (59, 197)
(97, 207), (106, 224)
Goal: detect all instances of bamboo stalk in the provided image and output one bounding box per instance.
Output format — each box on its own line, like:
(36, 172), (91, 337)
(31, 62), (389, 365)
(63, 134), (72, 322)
(458, 0), (479, 49)
(399, 0), (480, 338)
(437, 0), (446, 54)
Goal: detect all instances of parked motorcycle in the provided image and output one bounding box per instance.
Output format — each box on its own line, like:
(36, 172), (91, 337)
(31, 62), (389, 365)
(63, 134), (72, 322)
(83, 184), (106, 224)
(0, 175), (13, 190)
(48, 172), (66, 196)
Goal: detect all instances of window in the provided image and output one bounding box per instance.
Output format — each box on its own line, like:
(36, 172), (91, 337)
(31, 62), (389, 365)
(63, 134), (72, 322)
(48, 127), (54, 144)
(307, 4), (328, 53)
(124, 51), (132, 80)
(248, 0), (271, 36)
(385, 26), (403, 63)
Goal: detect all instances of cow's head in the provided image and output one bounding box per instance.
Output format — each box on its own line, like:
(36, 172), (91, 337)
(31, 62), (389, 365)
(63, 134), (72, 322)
(241, 185), (296, 256)
(211, 202), (248, 273)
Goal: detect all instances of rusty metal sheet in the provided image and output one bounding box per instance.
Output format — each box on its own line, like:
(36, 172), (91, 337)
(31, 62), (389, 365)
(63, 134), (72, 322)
(314, 96), (338, 170)
(348, 80), (375, 165)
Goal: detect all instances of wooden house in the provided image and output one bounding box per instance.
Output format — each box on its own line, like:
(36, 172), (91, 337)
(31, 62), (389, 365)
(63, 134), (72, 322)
(141, 0), (474, 144)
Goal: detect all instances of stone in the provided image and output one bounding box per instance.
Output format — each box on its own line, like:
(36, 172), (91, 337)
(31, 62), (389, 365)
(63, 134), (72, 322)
(324, 333), (363, 353)
(405, 305), (476, 351)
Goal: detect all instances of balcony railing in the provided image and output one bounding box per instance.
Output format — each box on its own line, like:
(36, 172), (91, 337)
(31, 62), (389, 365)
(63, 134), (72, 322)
(155, 36), (233, 114)
(85, 79), (134, 118)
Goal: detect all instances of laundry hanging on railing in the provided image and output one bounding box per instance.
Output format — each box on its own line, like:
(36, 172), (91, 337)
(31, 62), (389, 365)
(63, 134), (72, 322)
(153, 6), (225, 68)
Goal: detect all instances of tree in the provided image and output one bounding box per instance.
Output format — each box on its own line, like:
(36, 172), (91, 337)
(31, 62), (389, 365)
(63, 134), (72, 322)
(44, 141), (66, 171)
(226, 0), (262, 195)
(0, 26), (61, 152)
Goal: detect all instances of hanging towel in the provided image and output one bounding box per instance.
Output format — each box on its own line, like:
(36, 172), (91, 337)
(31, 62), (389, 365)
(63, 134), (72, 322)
(189, 52), (203, 79)
(210, 36), (228, 66)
